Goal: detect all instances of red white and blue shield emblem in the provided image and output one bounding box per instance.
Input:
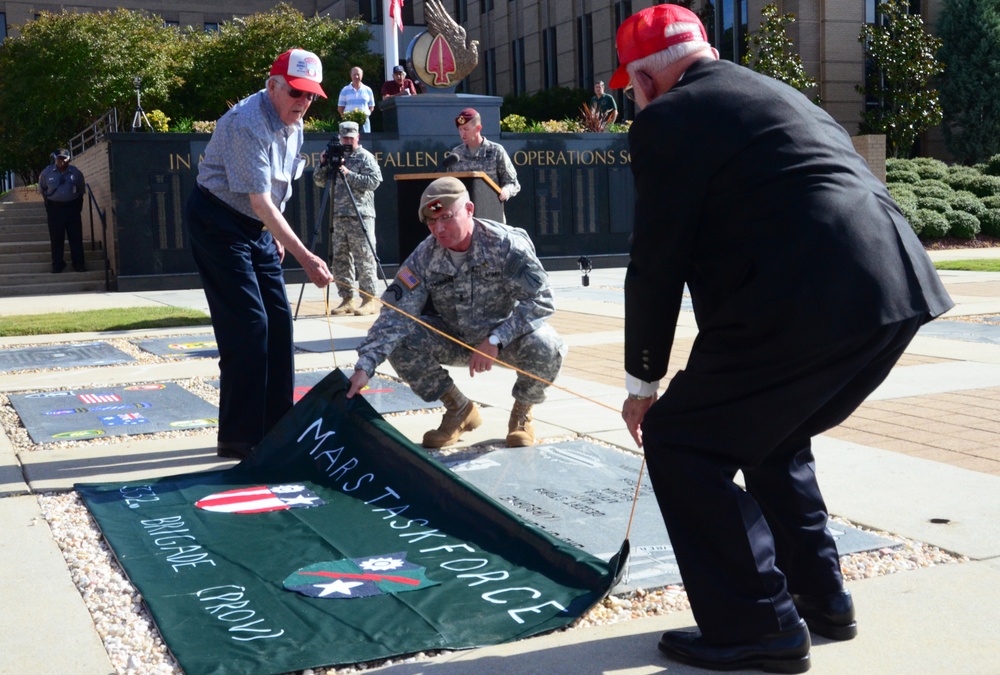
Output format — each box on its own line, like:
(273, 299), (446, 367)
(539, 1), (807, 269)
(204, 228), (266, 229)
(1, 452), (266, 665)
(195, 484), (325, 514)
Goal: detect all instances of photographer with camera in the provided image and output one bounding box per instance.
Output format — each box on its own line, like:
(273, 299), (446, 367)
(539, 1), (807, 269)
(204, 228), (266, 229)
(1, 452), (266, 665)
(313, 121), (383, 315)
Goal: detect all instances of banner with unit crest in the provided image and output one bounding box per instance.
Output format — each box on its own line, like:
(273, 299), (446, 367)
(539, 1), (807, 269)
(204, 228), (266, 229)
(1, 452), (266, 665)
(77, 370), (626, 675)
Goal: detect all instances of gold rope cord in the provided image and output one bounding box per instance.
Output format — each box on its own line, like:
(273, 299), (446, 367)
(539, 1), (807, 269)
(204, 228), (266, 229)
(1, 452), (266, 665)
(319, 278), (647, 544)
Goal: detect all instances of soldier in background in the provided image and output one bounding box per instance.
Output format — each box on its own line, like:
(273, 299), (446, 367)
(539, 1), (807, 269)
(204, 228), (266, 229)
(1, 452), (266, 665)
(447, 108), (520, 211)
(313, 121), (383, 315)
(347, 177), (564, 449)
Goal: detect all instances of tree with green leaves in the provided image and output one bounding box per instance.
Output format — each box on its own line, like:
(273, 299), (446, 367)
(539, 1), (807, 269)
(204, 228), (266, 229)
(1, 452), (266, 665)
(937, 0), (1000, 165)
(0, 9), (186, 182)
(171, 4), (376, 122)
(857, 0), (944, 158)
(743, 4), (818, 98)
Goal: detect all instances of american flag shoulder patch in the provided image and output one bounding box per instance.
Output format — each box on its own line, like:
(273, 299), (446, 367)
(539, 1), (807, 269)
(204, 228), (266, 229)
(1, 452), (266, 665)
(397, 266), (420, 289)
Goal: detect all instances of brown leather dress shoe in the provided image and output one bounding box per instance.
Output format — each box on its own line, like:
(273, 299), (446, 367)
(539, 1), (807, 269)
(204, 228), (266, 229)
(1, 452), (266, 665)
(658, 619), (811, 673)
(792, 590), (857, 640)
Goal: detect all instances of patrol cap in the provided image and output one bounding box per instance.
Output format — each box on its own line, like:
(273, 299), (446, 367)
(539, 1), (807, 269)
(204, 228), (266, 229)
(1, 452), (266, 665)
(55, 148), (71, 159)
(392, 65), (406, 74)
(270, 48), (327, 98)
(419, 177), (469, 223)
(609, 5), (708, 89)
(339, 121), (359, 138)
(455, 108), (480, 127)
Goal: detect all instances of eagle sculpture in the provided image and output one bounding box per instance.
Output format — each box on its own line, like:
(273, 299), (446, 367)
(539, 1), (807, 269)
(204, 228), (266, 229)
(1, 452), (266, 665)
(423, 0), (479, 85)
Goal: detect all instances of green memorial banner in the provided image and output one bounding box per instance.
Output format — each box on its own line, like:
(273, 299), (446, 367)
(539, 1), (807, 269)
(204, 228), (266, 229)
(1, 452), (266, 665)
(77, 371), (626, 675)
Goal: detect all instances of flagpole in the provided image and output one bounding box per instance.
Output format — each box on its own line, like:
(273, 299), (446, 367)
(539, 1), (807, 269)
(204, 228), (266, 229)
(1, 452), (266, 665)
(383, 0), (400, 81)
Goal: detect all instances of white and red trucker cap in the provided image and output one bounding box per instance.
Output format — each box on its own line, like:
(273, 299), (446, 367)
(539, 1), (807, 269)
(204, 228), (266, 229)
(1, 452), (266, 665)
(270, 48), (327, 98)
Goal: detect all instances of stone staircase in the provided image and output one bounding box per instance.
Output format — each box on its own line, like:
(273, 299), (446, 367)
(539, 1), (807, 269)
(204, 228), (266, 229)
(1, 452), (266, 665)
(0, 200), (108, 297)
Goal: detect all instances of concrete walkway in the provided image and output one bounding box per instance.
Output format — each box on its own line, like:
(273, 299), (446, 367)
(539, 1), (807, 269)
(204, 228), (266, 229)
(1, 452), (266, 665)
(2, 251), (1000, 673)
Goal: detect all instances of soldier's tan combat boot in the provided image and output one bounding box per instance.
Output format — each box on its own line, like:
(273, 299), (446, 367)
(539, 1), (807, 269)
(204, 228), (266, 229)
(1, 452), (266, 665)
(353, 298), (379, 316)
(422, 386), (482, 448)
(506, 401), (535, 447)
(330, 297), (357, 316)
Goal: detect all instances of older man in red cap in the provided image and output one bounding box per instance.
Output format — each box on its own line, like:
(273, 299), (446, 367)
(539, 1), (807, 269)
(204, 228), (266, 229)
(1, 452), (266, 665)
(613, 5), (952, 673)
(447, 108), (520, 213)
(185, 48), (333, 460)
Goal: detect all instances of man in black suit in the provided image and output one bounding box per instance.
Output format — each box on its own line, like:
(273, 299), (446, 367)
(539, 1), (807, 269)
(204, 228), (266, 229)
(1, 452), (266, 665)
(613, 5), (953, 673)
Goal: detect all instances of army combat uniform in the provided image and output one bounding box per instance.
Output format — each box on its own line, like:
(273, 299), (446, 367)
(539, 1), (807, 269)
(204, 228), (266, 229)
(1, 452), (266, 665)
(448, 138), (521, 199)
(313, 145), (383, 306)
(355, 217), (564, 406)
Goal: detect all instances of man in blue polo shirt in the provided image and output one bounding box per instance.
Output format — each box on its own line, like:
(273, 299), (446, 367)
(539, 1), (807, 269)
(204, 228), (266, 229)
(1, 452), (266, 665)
(185, 48), (333, 460)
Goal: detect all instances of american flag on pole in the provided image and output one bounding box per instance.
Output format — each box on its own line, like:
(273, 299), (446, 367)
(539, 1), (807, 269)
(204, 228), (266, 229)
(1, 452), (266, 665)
(390, 0), (404, 32)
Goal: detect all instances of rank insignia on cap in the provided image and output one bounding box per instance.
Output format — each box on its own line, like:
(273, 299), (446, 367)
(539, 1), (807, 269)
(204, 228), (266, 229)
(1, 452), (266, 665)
(397, 266), (420, 289)
(427, 200), (443, 213)
(456, 115), (468, 125)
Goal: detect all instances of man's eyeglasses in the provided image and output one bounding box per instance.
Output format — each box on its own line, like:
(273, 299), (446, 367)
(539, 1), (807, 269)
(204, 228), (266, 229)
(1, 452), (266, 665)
(427, 212), (458, 226)
(624, 84), (636, 102)
(285, 86), (319, 102)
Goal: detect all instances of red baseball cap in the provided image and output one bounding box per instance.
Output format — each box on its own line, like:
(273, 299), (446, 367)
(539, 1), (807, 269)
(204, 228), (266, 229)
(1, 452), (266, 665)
(270, 48), (327, 98)
(609, 5), (709, 89)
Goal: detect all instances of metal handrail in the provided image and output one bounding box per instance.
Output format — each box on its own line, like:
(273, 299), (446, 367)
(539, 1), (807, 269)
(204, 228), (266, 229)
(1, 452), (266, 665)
(85, 183), (112, 291)
(69, 109), (120, 157)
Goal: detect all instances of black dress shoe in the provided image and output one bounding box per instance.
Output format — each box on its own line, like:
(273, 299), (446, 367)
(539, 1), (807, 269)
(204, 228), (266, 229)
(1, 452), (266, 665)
(73, 263), (87, 272)
(658, 619), (811, 673)
(217, 441), (253, 460)
(792, 590), (857, 641)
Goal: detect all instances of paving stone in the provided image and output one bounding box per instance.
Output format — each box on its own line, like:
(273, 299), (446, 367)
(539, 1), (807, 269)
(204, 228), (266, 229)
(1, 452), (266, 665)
(9, 382), (218, 444)
(133, 336), (218, 359)
(449, 440), (894, 592)
(0, 342), (134, 373)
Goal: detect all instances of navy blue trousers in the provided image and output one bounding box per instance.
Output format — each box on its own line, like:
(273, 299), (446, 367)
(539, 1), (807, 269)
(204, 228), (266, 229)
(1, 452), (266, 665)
(641, 315), (923, 643)
(45, 198), (85, 270)
(185, 188), (294, 447)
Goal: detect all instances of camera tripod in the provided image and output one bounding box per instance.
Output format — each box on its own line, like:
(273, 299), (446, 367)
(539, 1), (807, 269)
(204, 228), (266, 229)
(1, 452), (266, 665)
(131, 77), (152, 132)
(294, 163), (390, 320)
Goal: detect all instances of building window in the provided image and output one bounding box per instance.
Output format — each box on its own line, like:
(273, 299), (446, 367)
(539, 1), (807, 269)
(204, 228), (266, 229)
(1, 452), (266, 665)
(512, 37), (526, 95)
(163, 20), (179, 28)
(577, 13), (594, 89)
(543, 26), (558, 89)
(454, 0), (468, 23)
(707, 0), (747, 64)
(614, 1), (632, 30)
(204, 22), (219, 32)
(485, 48), (497, 96)
(481, 0), (494, 13)
(1, 13), (7, 41)
(359, 0), (382, 24)
(614, 2), (634, 120)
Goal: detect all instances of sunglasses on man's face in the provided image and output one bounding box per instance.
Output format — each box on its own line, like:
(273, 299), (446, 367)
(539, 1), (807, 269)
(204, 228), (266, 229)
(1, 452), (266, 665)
(286, 86), (319, 102)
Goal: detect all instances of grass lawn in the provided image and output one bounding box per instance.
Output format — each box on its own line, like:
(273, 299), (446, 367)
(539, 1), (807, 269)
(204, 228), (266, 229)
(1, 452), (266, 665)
(0, 306), (211, 337)
(933, 259), (1000, 272)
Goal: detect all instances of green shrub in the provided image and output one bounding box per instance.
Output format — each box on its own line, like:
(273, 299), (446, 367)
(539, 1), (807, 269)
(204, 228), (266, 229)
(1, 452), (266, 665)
(501, 114), (529, 132)
(979, 209), (1000, 236)
(945, 210), (981, 239)
(502, 86), (593, 125)
(950, 192), (988, 217)
(982, 195), (1000, 210)
(915, 208), (950, 238)
(886, 168), (921, 184)
(982, 154), (1000, 177)
(913, 179), (953, 199)
(171, 117), (194, 133)
(917, 196), (951, 213)
(912, 159), (949, 180)
(954, 174), (1000, 198)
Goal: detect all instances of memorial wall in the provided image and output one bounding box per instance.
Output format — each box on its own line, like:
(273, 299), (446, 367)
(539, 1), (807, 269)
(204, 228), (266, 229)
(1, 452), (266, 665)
(106, 130), (632, 291)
